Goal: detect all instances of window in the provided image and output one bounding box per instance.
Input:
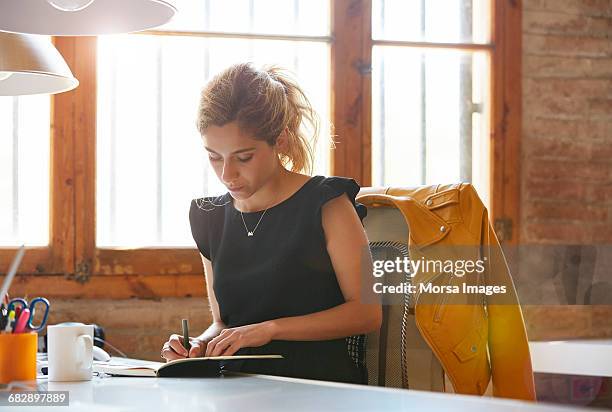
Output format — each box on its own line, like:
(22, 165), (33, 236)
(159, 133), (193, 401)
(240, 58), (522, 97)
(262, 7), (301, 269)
(96, 0), (331, 247)
(371, 0), (491, 206)
(0, 95), (50, 246)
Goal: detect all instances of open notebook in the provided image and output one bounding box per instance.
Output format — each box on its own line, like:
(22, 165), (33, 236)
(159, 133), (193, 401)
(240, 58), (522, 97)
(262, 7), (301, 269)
(93, 355), (284, 378)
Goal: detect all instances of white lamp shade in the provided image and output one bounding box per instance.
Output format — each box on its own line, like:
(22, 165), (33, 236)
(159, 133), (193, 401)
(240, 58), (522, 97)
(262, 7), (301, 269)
(0, 32), (78, 96)
(0, 0), (176, 36)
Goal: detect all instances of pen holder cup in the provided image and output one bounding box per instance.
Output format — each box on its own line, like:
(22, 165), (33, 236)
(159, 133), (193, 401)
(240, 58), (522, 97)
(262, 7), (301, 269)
(0, 332), (37, 384)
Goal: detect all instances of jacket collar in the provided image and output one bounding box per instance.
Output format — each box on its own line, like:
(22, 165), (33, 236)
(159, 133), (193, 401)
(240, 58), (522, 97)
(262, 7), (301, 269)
(357, 191), (451, 249)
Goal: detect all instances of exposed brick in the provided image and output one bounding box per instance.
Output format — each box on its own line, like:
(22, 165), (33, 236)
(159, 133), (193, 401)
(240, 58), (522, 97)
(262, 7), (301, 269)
(524, 201), (608, 221)
(526, 159), (609, 181)
(523, 96), (585, 117)
(590, 141), (612, 161)
(591, 223), (612, 242)
(523, 136), (590, 160)
(523, 116), (580, 140)
(589, 98), (612, 118)
(104, 333), (141, 357)
(578, 119), (612, 141)
(523, 305), (595, 341)
(523, 0), (612, 17)
(522, 222), (593, 243)
(590, 58), (612, 77)
(523, 33), (611, 57)
(524, 179), (589, 201)
(40, 298), (213, 359)
(523, 55), (591, 78)
(523, 78), (611, 118)
(589, 184), (612, 203)
(525, 78), (611, 98)
(523, 11), (610, 37)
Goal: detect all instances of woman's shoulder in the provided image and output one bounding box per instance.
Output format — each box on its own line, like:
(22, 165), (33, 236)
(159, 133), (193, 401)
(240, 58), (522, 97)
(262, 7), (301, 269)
(310, 175), (360, 192)
(309, 175), (367, 221)
(189, 193), (231, 225)
(191, 193), (232, 212)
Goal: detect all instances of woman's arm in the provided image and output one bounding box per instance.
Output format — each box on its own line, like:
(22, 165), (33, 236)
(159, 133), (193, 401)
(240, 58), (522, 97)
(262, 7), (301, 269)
(269, 193), (381, 339)
(206, 194), (382, 356)
(161, 254), (226, 360)
(190, 255), (227, 354)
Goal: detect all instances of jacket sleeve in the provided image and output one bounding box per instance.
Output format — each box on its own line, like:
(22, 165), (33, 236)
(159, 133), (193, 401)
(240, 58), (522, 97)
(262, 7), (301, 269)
(480, 203), (536, 400)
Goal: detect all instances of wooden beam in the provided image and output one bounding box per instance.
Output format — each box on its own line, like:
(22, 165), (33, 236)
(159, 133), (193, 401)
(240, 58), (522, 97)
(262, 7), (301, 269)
(48, 37), (76, 274)
(0, 248), (54, 275)
(490, 0), (522, 244)
(73, 37), (97, 281)
(2, 273), (206, 299)
(95, 248), (202, 276)
(331, 0), (372, 185)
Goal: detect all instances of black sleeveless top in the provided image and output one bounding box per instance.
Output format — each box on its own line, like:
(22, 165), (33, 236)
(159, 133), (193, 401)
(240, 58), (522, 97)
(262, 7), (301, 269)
(189, 175), (367, 384)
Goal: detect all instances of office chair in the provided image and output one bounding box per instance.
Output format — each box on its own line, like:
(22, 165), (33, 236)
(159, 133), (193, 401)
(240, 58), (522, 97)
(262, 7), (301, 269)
(360, 205), (446, 391)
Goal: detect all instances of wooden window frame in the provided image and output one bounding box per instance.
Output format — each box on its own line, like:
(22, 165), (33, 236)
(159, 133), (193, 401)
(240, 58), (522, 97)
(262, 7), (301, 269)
(2, 0), (521, 298)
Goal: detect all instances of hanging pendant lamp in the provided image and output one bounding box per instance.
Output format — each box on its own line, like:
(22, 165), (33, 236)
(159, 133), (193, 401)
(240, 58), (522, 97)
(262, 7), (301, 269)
(0, 0), (176, 36)
(0, 32), (78, 96)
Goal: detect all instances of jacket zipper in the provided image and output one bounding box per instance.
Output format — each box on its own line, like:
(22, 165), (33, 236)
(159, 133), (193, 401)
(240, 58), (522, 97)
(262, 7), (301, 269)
(433, 273), (454, 322)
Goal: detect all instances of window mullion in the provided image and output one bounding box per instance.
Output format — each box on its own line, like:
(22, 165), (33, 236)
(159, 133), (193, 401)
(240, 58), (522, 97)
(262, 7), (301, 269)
(155, 41), (163, 243)
(331, 0), (372, 185)
(11, 97), (19, 238)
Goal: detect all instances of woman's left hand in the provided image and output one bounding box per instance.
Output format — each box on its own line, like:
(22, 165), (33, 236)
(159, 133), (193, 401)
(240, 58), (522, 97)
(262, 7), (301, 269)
(205, 321), (275, 357)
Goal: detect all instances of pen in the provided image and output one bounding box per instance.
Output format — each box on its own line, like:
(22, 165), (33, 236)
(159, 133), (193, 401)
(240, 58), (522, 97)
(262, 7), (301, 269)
(0, 304), (6, 330)
(4, 310), (15, 333)
(182, 319), (191, 353)
(13, 308), (30, 334)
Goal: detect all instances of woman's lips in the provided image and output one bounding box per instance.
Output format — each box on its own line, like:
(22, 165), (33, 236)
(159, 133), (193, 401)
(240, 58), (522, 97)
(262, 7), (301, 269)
(228, 186), (244, 193)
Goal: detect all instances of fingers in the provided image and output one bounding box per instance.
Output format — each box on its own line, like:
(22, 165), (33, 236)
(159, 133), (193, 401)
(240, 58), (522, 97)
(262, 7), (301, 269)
(161, 334), (188, 361)
(220, 342), (240, 357)
(161, 342), (186, 361)
(206, 330), (236, 357)
(168, 334), (188, 357)
(205, 330), (226, 357)
(188, 338), (206, 358)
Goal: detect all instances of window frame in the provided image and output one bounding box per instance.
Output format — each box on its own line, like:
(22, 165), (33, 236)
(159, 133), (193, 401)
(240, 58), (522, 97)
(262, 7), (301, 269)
(2, 0), (521, 298)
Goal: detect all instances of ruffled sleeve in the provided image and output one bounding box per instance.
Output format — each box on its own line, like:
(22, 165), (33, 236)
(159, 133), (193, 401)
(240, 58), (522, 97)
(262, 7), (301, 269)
(317, 176), (367, 223)
(189, 198), (211, 260)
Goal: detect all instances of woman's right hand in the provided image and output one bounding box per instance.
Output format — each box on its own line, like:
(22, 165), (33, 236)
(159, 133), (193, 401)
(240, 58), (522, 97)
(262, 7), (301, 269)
(161, 335), (207, 361)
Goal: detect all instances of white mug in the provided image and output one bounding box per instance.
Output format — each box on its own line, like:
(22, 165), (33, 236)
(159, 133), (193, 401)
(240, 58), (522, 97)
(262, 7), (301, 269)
(48, 323), (94, 382)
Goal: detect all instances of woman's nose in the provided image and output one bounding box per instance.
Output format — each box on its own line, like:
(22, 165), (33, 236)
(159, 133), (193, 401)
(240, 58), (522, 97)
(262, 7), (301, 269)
(221, 160), (239, 184)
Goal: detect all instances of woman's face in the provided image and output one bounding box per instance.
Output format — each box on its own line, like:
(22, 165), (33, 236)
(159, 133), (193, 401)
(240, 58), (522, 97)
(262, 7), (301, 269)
(202, 121), (281, 200)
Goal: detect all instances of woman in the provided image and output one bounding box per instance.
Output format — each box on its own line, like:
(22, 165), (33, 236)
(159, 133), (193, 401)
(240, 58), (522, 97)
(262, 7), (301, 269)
(161, 63), (381, 384)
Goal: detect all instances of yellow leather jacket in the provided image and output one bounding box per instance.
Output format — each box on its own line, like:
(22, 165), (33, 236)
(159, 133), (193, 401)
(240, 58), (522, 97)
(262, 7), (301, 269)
(357, 183), (536, 400)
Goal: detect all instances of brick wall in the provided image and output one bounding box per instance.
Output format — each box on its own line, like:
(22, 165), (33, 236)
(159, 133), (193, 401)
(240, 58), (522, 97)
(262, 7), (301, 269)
(46, 298), (213, 361)
(521, 0), (612, 343)
(522, 0), (612, 244)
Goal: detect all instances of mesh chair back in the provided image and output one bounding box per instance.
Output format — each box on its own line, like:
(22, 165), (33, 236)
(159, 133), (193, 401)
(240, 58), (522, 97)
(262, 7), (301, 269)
(362, 206), (446, 391)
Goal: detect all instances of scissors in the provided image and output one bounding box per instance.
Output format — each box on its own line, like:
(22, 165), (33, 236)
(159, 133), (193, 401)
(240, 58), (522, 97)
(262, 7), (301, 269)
(7, 297), (50, 332)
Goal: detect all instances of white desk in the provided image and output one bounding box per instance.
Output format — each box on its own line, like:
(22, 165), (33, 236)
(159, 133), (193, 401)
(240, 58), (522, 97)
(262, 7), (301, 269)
(3, 373), (591, 411)
(529, 340), (612, 377)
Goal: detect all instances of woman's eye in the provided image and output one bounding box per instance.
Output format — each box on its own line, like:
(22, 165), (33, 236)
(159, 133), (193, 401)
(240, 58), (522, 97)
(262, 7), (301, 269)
(208, 155), (221, 162)
(238, 155), (253, 163)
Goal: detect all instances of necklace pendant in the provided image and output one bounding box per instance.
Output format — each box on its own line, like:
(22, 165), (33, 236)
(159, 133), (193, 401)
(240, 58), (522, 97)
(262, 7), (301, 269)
(247, 232), (254, 237)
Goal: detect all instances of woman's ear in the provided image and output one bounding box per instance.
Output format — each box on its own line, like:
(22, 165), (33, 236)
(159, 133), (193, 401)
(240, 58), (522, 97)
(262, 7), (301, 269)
(275, 129), (289, 153)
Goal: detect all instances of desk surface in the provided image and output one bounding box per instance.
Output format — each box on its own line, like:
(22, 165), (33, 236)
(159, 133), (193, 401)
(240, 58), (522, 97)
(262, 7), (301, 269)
(5, 373), (589, 412)
(529, 339), (612, 377)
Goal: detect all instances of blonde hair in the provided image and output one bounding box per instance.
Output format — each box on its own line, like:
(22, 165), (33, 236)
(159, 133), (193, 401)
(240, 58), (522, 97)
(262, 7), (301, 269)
(196, 62), (323, 175)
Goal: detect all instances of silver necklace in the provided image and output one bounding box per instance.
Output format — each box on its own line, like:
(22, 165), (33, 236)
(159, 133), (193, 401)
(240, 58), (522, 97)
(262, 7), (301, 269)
(240, 208), (268, 237)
